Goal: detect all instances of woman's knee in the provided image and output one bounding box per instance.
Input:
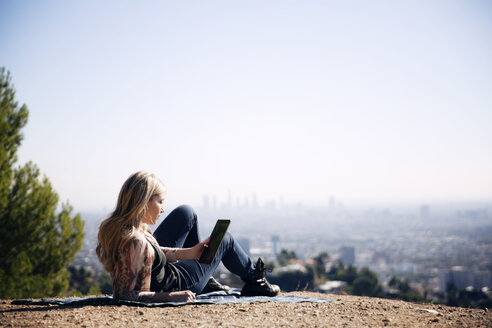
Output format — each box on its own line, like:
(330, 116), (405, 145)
(221, 232), (234, 248)
(171, 204), (197, 226)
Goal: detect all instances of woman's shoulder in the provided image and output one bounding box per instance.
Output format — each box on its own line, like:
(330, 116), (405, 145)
(123, 229), (150, 250)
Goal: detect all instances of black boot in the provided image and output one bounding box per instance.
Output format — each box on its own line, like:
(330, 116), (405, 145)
(201, 277), (231, 294)
(241, 258), (280, 297)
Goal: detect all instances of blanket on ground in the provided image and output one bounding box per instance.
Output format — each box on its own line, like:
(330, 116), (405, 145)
(12, 289), (331, 308)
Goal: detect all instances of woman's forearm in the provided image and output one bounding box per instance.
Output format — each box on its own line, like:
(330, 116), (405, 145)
(150, 291), (175, 302)
(121, 291), (194, 303)
(161, 239), (207, 262)
(152, 291), (196, 302)
(161, 247), (194, 262)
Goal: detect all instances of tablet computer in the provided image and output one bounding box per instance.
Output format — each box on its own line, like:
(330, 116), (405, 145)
(199, 219), (231, 264)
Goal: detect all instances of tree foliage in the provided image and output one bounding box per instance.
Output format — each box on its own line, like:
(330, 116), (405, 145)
(352, 267), (383, 297)
(327, 260), (358, 285)
(388, 276), (424, 302)
(0, 67), (85, 299)
(269, 268), (314, 292)
(277, 249), (298, 266)
(67, 267), (113, 296)
(313, 251), (330, 279)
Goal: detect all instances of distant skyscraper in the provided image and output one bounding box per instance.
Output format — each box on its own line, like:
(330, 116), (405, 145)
(252, 192), (258, 208)
(227, 190), (232, 209)
(474, 270), (491, 289)
(339, 246), (355, 266)
(271, 235), (280, 255)
(440, 266), (491, 292)
(202, 195), (209, 209)
(329, 196), (335, 210)
(449, 266), (473, 290)
(420, 204), (430, 219)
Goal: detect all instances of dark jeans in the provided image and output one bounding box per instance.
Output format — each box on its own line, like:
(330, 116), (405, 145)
(153, 205), (255, 294)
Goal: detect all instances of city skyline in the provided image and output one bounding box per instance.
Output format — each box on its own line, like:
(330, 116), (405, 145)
(88, 187), (492, 222)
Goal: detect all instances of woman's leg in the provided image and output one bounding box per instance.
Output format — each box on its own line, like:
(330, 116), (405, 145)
(154, 205), (230, 293)
(174, 232), (255, 294)
(155, 205), (278, 296)
(153, 205), (200, 248)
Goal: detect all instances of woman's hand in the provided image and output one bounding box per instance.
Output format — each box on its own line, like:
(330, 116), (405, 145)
(151, 290), (196, 302)
(190, 237), (211, 260)
(163, 237), (211, 261)
(167, 290), (196, 302)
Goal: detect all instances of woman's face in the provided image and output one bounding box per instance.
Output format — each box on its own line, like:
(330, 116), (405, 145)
(143, 194), (165, 225)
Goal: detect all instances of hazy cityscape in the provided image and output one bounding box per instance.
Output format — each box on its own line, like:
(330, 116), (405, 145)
(76, 193), (492, 304)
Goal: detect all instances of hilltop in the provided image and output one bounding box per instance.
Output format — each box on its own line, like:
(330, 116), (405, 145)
(1, 292), (490, 327)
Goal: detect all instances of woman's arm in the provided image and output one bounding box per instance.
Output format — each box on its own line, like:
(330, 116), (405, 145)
(161, 238), (210, 262)
(120, 289), (196, 303)
(132, 244), (196, 303)
(116, 238), (196, 303)
(141, 290), (196, 303)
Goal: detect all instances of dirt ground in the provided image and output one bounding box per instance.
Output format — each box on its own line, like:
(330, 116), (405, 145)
(1, 292), (490, 327)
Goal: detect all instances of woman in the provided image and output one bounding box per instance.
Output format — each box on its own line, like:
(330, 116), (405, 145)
(96, 171), (279, 302)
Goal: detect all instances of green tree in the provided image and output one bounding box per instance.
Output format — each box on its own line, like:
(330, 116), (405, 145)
(388, 276), (411, 294)
(352, 267), (382, 297)
(97, 272), (113, 295)
(344, 264), (358, 285)
(327, 259), (345, 280)
(313, 252), (329, 277)
(68, 266), (94, 295)
(0, 67), (85, 299)
(269, 267), (314, 292)
(387, 276), (424, 302)
(277, 249), (298, 266)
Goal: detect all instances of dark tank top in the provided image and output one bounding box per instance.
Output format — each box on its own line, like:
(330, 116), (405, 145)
(147, 239), (181, 292)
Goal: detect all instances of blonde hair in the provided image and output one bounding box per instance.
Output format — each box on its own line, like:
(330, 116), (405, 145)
(96, 171), (166, 273)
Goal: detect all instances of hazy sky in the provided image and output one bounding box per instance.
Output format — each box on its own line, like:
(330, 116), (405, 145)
(1, 0), (491, 211)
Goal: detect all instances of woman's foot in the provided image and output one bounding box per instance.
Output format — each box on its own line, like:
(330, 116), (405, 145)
(201, 277), (231, 294)
(241, 258), (280, 297)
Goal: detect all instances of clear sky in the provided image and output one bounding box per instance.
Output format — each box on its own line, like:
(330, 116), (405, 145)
(1, 0), (491, 212)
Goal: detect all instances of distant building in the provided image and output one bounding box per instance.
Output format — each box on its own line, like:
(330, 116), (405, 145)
(329, 196), (335, 211)
(372, 251), (391, 264)
(457, 209), (488, 220)
(252, 193), (258, 208)
(420, 204), (430, 219)
(393, 262), (417, 274)
(227, 190), (232, 209)
(202, 195), (209, 209)
(339, 246), (355, 266)
(271, 235), (280, 255)
(319, 280), (347, 294)
(439, 266), (491, 292)
(237, 238), (250, 257)
(274, 263), (308, 274)
(449, 266), (473, 290)
(474, 270), (491, 289)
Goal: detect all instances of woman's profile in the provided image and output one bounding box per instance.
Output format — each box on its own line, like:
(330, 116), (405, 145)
(96, 171), (279, 302)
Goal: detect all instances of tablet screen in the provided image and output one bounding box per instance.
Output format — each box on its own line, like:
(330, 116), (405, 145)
(199, 219), (230, 264)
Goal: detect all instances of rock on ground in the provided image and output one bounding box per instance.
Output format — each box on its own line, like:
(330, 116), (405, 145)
(1, 292), (490, 327)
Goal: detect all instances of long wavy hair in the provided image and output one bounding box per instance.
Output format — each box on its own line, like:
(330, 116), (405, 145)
(96, 171), (166, 273)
